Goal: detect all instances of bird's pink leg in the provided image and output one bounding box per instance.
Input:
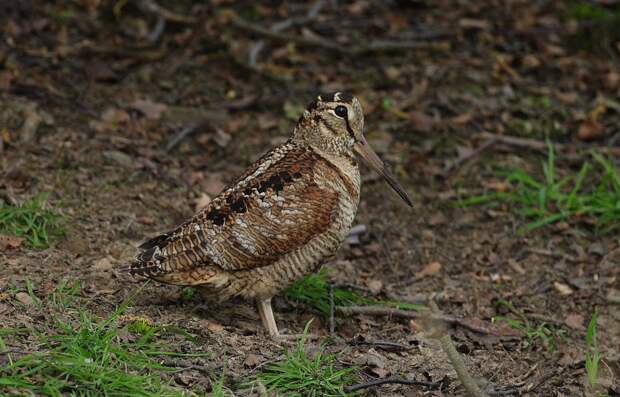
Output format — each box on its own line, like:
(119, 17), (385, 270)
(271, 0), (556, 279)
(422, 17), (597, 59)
(257, 298), (279, 337)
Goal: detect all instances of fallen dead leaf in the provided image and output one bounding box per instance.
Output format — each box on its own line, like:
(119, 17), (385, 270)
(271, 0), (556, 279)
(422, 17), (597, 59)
(213, 128), (232, 148)
(409, 111), (434, 132)
(604, 71), (620, 89)
(577, 118), (604, 141)
(522, 54), (541, 68)
(507, 259), (526, 274)
(131, 99), (167, 120)
(415, 261), (442, 278)
(556, 91), (578, 104)
(451, 113), (473, 124)
(20, 102), (54, 142)
(93, 257), (114, 271)
(243, 354), (262, 368)
(428, 212), (447, 226)
(459, 18), (490, 30)
(367, 279), (383, 295)
(370, 367), (391, 378)
(202, 319), (224, 333)
(485, 180), (510, 192)
(553, 281), (573, 296)
(564, 313), (584, 330)
(0, 234), (24, 250)
(409, 319), (423, 332)
(101, 107), (130, 125)
(15, 292), (34, 307)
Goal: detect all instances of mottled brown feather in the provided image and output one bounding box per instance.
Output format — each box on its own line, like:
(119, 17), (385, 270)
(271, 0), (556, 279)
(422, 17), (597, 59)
(128, 141), (341, 280)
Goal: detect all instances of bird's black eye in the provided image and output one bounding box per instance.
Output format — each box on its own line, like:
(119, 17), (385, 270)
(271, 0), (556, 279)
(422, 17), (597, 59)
(334, 105), (348, 118)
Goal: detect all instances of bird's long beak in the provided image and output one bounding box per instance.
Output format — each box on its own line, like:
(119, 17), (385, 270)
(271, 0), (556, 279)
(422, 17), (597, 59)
(354, 135), (413, 207)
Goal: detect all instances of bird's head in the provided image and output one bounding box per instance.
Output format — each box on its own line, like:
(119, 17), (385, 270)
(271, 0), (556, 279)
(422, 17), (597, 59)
(293, 92), (412, 207)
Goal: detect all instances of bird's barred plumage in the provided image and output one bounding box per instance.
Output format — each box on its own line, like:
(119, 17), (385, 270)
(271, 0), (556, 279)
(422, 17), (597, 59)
(128, 140), (359, 299)
(124, 92), (411, 335)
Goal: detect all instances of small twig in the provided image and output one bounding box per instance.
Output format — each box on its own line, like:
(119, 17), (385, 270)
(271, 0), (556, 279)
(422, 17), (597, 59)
(137, 0), (196, 23)
(445, 138), (497, 172)
(523, 313), (564, 327)
(165, 124), (197, 152)
(232, 15), (353, 54)
(607, 130), (620, 147)
(384, 291), (428, 305)
(344, 377), (443, 393)
(146, 16), (166, 44)
(477, 132), (620, 157)
(332, 283), (375, 295)
(248, 0), (326, 67)
(348, 338), (412, 352)
(487, 367), (562, 396)
(232, 15), (448, 56)
(428, 300), (490, 397)
(525, 247), (579, 263)
(248, 41), (265, 69)
(336, 305), (520, 337)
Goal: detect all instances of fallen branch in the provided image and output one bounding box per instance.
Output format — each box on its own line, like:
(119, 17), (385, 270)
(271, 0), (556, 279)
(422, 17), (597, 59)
(477, 132), (620, 157)
(344, 377), (443, 393)
(348, 338), (412, 352)
(335, 305), (520, 337)
(231, 15), (449, 56)
(429, 300), (490, 397)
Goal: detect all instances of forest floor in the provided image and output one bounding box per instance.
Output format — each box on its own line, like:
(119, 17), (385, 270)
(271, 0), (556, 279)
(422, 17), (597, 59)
(1, 1), (619, 396)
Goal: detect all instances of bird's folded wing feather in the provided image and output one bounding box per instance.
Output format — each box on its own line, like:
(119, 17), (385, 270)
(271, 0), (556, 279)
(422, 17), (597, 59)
(129, 142), (339, 277)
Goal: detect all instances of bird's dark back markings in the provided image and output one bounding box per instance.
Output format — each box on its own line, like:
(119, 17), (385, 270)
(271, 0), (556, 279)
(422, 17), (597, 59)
(134, 145), (320, 270)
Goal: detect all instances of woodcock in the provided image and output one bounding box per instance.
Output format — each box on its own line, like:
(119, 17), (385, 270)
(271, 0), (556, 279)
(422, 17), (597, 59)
(127, 92), (412, 336)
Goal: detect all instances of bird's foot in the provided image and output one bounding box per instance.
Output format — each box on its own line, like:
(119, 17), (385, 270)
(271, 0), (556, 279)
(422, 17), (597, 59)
(256, 298), (321, 342)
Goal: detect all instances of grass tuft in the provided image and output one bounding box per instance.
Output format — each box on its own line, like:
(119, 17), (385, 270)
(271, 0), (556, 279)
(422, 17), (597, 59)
(459, 143), (620, 233)
(0, 282), (208, 396)
(493, 300), (567, 351)
(585, 309), (601, 388)
(566, 1), (620, 56)
(285, 268), (424, 315)
(0, 194), (64, 248)
(254, 321), (357, 397)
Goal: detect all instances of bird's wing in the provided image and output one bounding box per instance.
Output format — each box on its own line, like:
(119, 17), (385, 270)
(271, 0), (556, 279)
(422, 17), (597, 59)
(129, 142), (340, 277)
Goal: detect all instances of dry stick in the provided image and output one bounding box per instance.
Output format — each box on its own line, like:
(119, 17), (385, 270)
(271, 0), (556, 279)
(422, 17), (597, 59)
(165, 124), (198, 152)
(487, 367), (562, 396)
(137, 0), (196, 23)
(146, 17), (166, 44)
(345, 377), (443, 393)
(348, 339), (412, 352)
(477, 132), (620, 157)
(231, 15), (449, 56)
(428, 300), (490, 397)
(445, 138), (497, 172)
(525, 247), (579, 263)
(248, 0), (325, 67)
(335, 305), (511, 336)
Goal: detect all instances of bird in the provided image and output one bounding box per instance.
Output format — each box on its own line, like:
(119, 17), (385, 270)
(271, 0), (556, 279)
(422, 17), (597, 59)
(126, 92), (412, 337)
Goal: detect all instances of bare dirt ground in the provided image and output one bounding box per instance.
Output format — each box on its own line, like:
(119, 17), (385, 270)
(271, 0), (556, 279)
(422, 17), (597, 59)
(1, 1), (619, 396)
